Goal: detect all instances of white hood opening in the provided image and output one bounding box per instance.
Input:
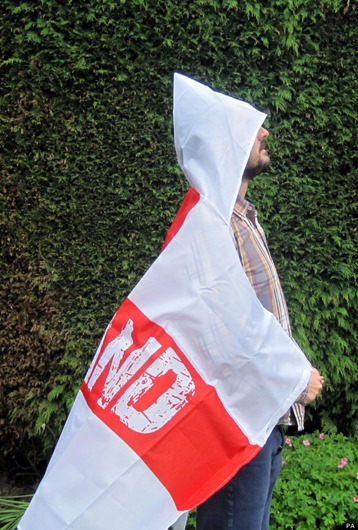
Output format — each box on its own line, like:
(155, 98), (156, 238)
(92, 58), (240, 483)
(173, 73), (266, 223)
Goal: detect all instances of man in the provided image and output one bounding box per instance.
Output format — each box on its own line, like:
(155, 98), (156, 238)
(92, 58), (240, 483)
(19, 74), (323, 530)
(196, 126), (325, 530)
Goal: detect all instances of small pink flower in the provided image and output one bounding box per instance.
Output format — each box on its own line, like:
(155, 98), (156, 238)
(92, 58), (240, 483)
(319, 433), (325, 440)
(285, 438), (293, 447)
(282, 459), (287, 465)
(356, 473), (358, 480)
(354, 495), (358, 503)
(302, 440), (311, 446)
(338, 458), (348, 469)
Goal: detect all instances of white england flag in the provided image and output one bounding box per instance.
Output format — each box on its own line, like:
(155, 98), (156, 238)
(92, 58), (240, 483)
(19, 73), (311, 530)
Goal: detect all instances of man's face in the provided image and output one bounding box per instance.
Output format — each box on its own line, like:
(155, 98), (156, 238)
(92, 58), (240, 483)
(244, 127), (271, 179)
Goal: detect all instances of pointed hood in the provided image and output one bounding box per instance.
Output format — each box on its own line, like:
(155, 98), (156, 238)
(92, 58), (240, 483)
(173, 73), (266, 223)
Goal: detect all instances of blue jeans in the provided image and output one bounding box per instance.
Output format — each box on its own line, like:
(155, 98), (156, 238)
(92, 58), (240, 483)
(196, 425), (284, 530)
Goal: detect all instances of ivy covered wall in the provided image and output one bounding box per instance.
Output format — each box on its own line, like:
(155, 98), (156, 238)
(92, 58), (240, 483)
(1, 0), (356, 475)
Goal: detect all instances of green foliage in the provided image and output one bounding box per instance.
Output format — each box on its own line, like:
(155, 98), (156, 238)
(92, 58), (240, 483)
(271, 432), (358, 529)
(0, 496), (31, 530)
(181, 432), (358, 529)
(185, 511), (196, 530)
(0, 0), (356, 476)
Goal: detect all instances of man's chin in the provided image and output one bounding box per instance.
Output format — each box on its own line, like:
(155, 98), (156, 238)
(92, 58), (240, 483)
(260, 155), (271, 173)
(261, 151), (271, 165)
(245, 160), (271, 180)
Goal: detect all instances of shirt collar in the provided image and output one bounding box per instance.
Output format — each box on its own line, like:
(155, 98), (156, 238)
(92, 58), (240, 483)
(233, 195), (257, 222)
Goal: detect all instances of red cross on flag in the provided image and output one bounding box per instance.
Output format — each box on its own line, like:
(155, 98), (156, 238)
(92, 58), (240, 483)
(19, 74), (311, 530)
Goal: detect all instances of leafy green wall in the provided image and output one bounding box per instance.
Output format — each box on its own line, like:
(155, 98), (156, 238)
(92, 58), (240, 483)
(1, 0), (356, 474)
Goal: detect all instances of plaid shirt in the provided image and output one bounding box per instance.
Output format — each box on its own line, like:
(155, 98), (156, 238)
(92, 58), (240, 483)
(231, 195), (306, 430)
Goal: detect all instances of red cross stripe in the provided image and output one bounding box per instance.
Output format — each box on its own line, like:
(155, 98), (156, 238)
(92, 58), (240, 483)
(81, 298), (260, 509)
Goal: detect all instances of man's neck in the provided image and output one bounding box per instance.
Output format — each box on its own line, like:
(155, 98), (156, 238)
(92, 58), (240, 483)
(238, 176), (249, 199)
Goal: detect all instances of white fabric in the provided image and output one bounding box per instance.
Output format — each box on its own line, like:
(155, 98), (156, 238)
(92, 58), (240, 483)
(19, 73), (311, 530)
(171, 512), (189, 530)
(174, 73), (263, 223)
(129, 194), (310, 445)
(18, 392), (186, 530)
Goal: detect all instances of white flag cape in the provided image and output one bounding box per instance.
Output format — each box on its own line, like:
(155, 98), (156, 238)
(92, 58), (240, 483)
(19, 74), (311, 530)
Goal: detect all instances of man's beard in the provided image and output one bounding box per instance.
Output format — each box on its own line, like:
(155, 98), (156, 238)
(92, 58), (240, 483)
(243, 157), (271, 180)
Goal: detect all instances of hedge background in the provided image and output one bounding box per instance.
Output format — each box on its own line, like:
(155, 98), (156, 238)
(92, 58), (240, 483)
(1, 0), (357, 482)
